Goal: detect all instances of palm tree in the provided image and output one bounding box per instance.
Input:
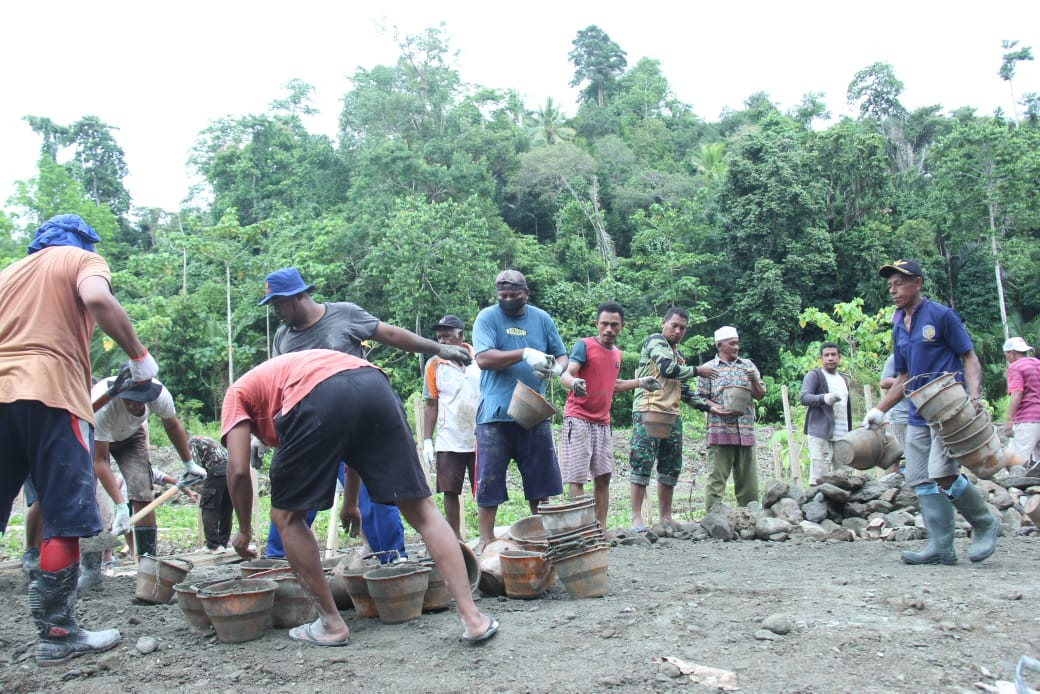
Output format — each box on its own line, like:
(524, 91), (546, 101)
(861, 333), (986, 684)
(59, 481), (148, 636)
(528, 97), (576, 146)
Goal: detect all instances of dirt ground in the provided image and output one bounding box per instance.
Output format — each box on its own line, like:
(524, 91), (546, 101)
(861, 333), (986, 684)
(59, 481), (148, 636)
(2, 435), (1040, 693)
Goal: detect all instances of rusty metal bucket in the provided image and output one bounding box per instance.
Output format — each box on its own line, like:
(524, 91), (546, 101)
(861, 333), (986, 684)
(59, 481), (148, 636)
(420, 560), (451, 612)
(950, 428), (1003, 479)
(640, 411), (677, 439)
(251, 569), (318, 629)
(932, 397), (976, 437)
(507, 381), (557, 429)
(197, 578), (277, 643)
(721, 385), (752, 414)
(942, 409), (994, 454)
(135, 555), (193, 604)
(552, 544), (609, 599)
(499, 550), (554, 599)
(907, 373), (961, 421)
(342, 566), (380, 618)
(833, 428), (885, 470)
(537, 496), (596, 534)
(173, 579), (227, 633)
(364, 565), (431, 625)
(239, 558), (289, 578)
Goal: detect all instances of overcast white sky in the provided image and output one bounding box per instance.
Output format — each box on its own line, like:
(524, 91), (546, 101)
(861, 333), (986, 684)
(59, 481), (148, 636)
(2, 1), (1038, 212)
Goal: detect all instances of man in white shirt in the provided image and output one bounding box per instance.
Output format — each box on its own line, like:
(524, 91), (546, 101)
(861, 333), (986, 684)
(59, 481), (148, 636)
(799, 342), (852, 484)
(84, 375), (205, 587)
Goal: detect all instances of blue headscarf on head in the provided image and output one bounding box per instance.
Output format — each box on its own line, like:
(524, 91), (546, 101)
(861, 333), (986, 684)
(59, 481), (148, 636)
(27, 214), (100, 255)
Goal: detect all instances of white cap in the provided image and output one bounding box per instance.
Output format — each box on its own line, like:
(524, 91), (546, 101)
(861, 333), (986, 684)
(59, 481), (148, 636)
(714, 326), (738, 343)
(1003, 336), (1034, 353)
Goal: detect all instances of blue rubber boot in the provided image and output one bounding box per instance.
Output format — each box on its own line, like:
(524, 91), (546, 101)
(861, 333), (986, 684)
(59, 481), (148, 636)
(901, 492), (957, 565)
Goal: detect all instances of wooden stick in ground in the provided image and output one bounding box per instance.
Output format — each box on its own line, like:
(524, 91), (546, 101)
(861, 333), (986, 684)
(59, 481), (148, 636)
(771, 436), (783, 481)
(781, 385), (801, 486)
(863, 384), (873, 411)
(196, 505), (204, 547)
(250, 466), (261, 550)
(325, 488), (341, 559)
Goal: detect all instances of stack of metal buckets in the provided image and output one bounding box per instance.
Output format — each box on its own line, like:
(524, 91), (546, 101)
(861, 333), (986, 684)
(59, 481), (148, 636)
(908, 372), (1004, 478)
(537, 496), (609, 598)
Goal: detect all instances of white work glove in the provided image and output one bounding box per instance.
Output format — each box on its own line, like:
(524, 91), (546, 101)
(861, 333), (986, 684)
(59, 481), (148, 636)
(183, 458), (207, 479)
(437, 344), (472, 366)
(863, 408), (885, 429)
(570, 378), (587, 397)
(522, 348), (554, 380)
(638, 377), (663, 392)
(112, 503), (131, 535)
(422, 438), (435, 468)
(249, 436), (267, 470)
(128, 349), (159, 381)
(823, 393), (840, 405)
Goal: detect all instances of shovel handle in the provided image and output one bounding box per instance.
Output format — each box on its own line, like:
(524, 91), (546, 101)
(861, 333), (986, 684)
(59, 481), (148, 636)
(128, 484), (180, 526)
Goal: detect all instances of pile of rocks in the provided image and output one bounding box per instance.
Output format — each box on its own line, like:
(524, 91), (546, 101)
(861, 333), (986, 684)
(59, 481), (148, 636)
(616, 466), (1040, 544)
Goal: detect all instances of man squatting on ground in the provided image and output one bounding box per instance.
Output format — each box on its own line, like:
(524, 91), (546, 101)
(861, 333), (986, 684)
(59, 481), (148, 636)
(472, 269), (567, 550)
(221, 349), (498, 645)
(628, 307), (715, 531)
(82, 374), (207, 588)
(799, 341), (852, 485)
(864, 259), (999, 565)
(695, 325), (767, 513)
(559, 302), (661, 531)
(0, 214), (160, 665)
(1002, 336), (1040, 473)
(259, 267), (471, 561)
(422, 315), (480, 540)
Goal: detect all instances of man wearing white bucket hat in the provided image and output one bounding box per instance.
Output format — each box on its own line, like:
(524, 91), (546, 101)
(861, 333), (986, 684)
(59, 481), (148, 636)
(865, 259), (998, 565)
(695, 325), (766, 512)
(1002, 336), (1040, 474)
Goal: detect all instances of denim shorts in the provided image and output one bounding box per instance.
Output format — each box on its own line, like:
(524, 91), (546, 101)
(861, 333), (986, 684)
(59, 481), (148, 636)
(474, 420), (563, 507)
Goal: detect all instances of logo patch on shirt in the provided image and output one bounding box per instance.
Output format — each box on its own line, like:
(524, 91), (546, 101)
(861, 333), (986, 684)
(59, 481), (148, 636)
(505, 327), (527, 336)
(922, 324), (936, 341)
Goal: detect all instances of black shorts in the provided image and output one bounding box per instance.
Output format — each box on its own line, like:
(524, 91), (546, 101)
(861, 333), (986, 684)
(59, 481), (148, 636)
(0, 401), (102, 539)
(269, 368), (431, 511)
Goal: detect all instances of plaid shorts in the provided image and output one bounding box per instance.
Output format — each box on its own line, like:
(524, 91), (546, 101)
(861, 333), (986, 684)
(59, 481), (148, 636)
(560, 417), (613, 484)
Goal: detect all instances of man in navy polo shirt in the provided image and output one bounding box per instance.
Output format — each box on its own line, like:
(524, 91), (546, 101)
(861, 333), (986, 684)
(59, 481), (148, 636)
(864, 259), (998, 565)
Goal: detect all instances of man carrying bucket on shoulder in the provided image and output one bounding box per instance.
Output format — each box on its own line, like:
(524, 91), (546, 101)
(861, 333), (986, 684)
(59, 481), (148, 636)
(628, 308), (716, 532)
(559, 302), (662, 533)
(695, 325), (766, 513)
(864, 259), (998, 565)
(800, 342), (853, 484)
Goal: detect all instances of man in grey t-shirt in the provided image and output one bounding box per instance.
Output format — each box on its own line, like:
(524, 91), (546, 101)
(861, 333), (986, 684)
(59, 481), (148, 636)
(259, 267), (471, 560)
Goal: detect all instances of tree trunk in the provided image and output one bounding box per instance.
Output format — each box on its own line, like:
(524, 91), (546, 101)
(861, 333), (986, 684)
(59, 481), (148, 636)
(226, 263), (233, 385)
(987, 198), (1011, 340)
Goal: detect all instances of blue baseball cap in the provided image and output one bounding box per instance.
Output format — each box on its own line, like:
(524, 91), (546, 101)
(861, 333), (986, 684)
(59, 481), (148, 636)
(259, 267), (315, 305)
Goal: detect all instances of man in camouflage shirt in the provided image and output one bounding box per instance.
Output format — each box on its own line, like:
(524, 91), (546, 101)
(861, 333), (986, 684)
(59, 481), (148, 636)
(695, 326), (766, 512)
(628, 308), (715, 531)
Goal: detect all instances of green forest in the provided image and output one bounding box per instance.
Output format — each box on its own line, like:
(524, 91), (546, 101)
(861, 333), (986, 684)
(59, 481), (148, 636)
(2, 26), (1038, 425)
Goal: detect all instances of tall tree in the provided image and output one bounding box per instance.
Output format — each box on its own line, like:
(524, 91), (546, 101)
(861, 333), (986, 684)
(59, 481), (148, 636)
(569, 25), (627, 108)
(998, 40), (1034, 120)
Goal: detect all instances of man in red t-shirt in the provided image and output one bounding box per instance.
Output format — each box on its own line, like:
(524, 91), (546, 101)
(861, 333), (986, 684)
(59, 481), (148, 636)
(1003, 336), (1040, 473)
(559, 303), (660, 531)
(221, 349), (498, 645)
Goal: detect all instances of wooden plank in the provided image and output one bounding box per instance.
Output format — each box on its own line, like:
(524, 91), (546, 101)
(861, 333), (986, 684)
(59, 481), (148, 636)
(781, 385), (801, 486)
(250, 466), (262, 550)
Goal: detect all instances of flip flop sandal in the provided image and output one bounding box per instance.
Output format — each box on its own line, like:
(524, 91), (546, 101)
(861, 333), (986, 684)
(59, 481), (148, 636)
(288, 622), (350, 647)
(460, 614), (499, 644)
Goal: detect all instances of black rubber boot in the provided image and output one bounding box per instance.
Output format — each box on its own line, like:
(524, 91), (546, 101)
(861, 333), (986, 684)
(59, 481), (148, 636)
(76, 552), (103, 593)
(29, 563), (120, 666)
(949, 480), (1000, 562)
(901, 493), (957, 565)
(134, 526), (158, 558)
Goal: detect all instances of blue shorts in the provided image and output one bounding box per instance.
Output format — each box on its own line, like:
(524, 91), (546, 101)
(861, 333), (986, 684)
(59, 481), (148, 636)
(475, 420), (563, 507)
(0, 401), (102, 539)
(270, 368), (431, 510)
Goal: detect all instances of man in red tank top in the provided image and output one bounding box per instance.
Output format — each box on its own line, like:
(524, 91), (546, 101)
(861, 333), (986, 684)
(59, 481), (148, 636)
(559, 303), (660, 531)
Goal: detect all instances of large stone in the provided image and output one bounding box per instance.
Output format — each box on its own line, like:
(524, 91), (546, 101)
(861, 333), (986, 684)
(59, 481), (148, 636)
(841, 517), (869, 535)
(772, 498), (804, 524)
(817, 483), (851, 505)
(802, 497), (828, 524)
(818, 470), (857, 491)
(1002, 508), (1022, 535)
(880, 487), (900, 504)
(732, 507), (758, 533)
(883, 510), (915, 527)
(755, 516), (792, 540)
(784, 484), (808, 506)
(998, 476), (1040, 490)
(762, 480), (789, 509)
(819, 519), (840, 533)
(844, 501), (870, 518)
(991, 490), (1014, 510)
(849, 479), (888, 503)
(700, 510), (735, 541)
(889, 526), (922, 542)
(799, 520), (828, 540)
(866, 499), (894, 514)
(894, 485), (918, 509)
(761, 613), (792, 635)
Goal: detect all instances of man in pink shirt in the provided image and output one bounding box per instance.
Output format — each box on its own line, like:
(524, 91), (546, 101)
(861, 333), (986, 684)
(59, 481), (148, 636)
(559, 303), (660, 531)
(221, 349), (497, 646)
(1002, 336), (1040, 474)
